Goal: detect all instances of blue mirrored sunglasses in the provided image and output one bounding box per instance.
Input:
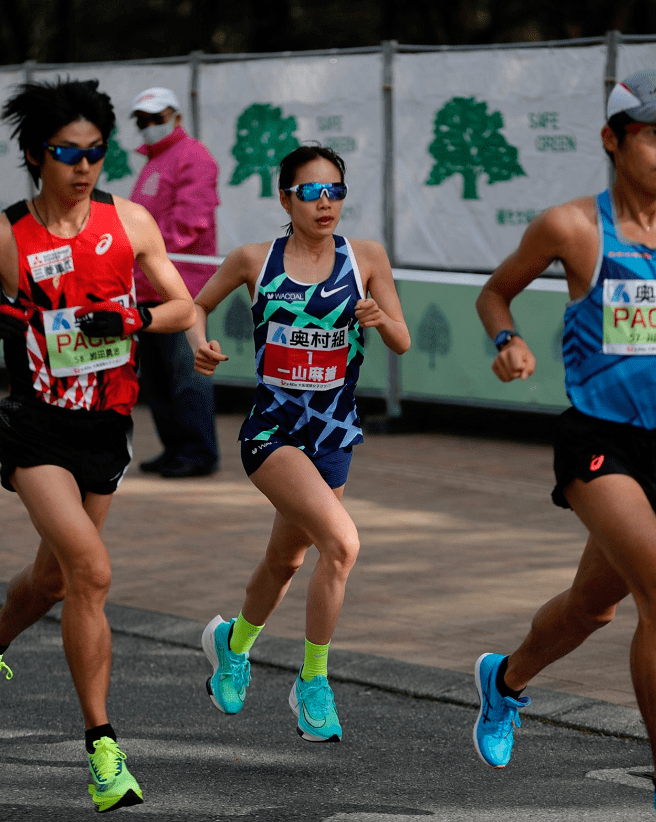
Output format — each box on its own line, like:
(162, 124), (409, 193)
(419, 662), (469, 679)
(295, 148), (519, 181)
(43, 143), (108, 166)
(284, 182), (348, 201)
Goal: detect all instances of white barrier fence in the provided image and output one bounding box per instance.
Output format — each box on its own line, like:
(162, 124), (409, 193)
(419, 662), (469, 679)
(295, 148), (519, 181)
(2, 34), (656, 413)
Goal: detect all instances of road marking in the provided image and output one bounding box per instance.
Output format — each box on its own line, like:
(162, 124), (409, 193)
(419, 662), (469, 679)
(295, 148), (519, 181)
(324, 816), (435, 821)
(586, 767), (653, 791)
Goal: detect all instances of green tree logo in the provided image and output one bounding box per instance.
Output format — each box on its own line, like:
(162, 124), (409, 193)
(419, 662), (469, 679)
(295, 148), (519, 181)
(417, 304), (450, 369)
(427, 97), (525, 200)
(102, 128), (132, 182)
(230, 104), (299, 197)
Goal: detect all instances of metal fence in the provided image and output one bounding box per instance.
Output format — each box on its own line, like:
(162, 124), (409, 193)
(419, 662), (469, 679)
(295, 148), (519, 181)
(1, 32), (655, 414)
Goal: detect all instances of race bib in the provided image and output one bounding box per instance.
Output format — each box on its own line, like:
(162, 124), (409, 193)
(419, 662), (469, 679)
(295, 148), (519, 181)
(27, 245), (74, 283)
(603, 279), (656, 354)
(43, 295), (132, 377)
(262, 321), (348, 391)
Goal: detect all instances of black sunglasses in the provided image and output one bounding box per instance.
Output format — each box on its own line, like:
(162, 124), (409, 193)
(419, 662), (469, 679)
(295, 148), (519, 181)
(134, 112), (172, 130)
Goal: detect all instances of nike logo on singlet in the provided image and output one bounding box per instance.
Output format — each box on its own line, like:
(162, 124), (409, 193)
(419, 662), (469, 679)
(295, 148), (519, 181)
(320, 284), (349, 298)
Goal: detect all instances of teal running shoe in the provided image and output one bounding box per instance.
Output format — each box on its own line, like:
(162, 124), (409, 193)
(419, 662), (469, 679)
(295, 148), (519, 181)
(87, 737), (143, 813)
(473, 653), (531, 768)
(0, 654), (13, 681)
(202, 614), (251, 714)
(289, 669), (342, 742)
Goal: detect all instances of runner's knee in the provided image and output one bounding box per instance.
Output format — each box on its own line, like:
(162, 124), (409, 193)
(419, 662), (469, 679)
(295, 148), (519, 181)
(32, 569), (66, 604)
(260, 550), (307, 585)
(631, 589), (656, 627)
(321, 530), (360, 574)
(66, 559), (112, 600)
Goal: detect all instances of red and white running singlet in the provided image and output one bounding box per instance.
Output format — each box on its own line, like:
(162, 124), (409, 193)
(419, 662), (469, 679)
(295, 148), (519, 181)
(2, 190), (139, 414)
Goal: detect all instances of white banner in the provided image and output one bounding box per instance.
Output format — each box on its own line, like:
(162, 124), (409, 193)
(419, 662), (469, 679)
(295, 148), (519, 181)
(393, 45), (609, 270)
(198, 54), (385, 252)
(616, 43), (656, 85)
(0, 70), (34, 210)
(0, 46), (616, 274)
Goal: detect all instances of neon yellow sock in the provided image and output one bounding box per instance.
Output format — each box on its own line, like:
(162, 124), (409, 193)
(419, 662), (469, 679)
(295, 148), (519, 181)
(301, 638), (330, 682)
(229, 612), (264, 655)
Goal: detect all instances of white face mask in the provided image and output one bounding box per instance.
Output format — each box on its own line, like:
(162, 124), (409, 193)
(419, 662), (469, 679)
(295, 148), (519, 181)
(140, 117), (177, 146)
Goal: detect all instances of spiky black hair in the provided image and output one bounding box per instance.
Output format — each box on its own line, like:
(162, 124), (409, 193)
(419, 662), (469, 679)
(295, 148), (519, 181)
(2, 77), (115, 184)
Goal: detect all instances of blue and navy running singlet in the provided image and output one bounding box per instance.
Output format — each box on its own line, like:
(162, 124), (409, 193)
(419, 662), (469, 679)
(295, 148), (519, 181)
(563, 189), (656, 428)
(239, 234), (365, 456)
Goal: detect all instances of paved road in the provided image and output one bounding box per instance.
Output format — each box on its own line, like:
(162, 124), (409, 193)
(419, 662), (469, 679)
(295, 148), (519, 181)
(0, 402), (643, 709)
(1, 398), (653, 818)
(0, 612), (653, 821)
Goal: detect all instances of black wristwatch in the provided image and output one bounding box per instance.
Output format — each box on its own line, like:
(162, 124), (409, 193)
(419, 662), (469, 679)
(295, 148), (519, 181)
(493, 329), (522, 352)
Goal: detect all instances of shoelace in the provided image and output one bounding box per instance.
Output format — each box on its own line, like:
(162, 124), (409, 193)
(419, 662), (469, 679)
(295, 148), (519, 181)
(0, 657), (13, 681)
(302, 678), (334, 715)
(90, 740), (126, 783)
(225, 654), (251, 691)
(486, 694), (525, 739)
(499, 700), (522, 733)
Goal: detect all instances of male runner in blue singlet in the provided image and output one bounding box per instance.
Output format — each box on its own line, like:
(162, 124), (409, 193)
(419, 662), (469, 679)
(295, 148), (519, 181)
(474, 69), (656, 815)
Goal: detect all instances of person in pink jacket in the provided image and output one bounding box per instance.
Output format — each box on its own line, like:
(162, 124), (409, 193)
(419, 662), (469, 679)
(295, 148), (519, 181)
(130, 87), (220, 477)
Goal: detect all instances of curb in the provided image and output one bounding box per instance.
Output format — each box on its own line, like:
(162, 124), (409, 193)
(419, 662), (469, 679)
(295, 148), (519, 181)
(0, 582), (643, 744)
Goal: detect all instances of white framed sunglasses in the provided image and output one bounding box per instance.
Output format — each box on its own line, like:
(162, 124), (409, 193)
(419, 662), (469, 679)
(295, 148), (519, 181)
(283, 182), (348, 201)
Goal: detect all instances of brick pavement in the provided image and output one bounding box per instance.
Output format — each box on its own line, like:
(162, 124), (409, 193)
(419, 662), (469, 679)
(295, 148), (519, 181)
(0, 398), (639, 709)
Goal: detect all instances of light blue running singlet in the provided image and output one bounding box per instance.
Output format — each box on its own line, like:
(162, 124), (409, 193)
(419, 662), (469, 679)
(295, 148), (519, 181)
(563, 189), (656, 429)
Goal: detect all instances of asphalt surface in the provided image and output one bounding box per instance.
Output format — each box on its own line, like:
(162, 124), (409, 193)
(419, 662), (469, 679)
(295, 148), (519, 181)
(1, 396), (654, 819)
(0, 592), (654, 821)
(1, 403), (644, 711)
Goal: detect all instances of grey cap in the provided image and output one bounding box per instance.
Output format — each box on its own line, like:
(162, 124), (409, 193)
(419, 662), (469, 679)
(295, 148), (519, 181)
(607, 69), (656, 123)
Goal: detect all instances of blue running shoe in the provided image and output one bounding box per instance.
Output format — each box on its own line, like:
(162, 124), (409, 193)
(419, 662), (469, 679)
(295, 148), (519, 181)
(473, 653), (531, 769)
(289, 669), (341, 742)
(202, 614), (250, 714)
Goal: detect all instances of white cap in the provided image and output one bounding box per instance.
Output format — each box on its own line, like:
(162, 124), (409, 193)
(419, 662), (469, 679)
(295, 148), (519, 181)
(130, 87), (180, 115)
(607, 70), (656, 123)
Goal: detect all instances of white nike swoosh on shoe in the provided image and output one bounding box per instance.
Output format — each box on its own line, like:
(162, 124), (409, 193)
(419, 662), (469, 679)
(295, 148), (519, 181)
(320, 284), (349, 298)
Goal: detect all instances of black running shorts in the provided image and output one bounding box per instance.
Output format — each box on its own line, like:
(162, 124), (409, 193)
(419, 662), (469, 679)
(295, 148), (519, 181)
(552, 406), (656, 511)
(0, 396), (133, 496)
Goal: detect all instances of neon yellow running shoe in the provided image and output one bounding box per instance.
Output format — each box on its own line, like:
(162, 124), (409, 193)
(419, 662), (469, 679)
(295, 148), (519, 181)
(0, 654), (12, 681)
(87, 737), (143, 813)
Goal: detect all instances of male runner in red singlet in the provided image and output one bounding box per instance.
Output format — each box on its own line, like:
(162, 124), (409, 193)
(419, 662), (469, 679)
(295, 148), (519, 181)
(0, 78), (195, 813)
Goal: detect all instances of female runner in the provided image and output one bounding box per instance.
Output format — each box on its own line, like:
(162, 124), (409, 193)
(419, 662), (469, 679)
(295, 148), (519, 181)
(188, 144), (410, 742)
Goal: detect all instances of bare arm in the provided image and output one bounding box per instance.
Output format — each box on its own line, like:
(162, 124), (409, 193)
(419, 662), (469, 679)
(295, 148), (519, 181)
(114, 197), (196, 333)
(187, 244), (266, 375)
(476, 200), (596, 382)
(0, 214), (19, 300)
(352, 239), (410, 355)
